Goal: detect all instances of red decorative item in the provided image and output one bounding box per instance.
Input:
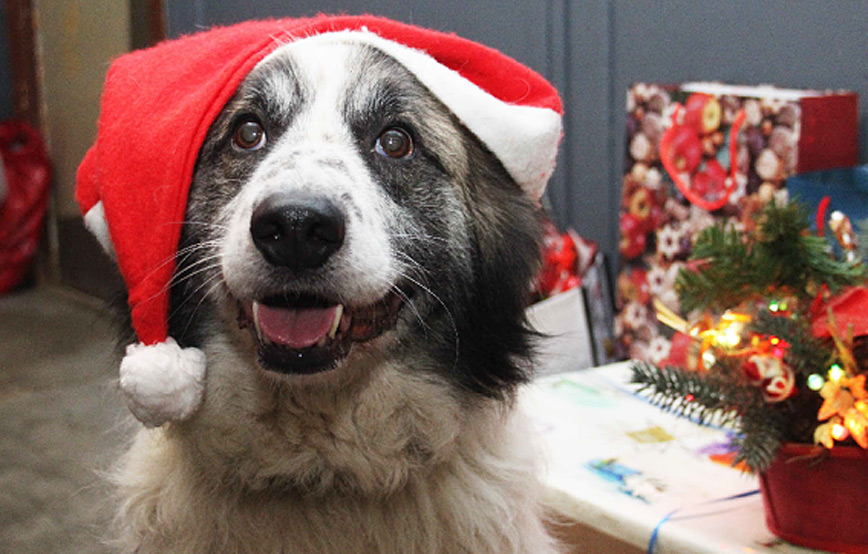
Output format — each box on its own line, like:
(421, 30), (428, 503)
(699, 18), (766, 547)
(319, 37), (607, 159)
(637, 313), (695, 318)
(682, 93), (722, 135)
(810, 286), (868, 339)
(740, 352), (796, 402)
(0, 120), (51, 294)
(760, 443), (868, 553)
(618, 212), (647, 259)
(663, 331), (693, 368)
(537, 221), (583, 297)
(660, 124), (703, 174)
(659, 103), (744, 211)
(815, 195), (831, 237)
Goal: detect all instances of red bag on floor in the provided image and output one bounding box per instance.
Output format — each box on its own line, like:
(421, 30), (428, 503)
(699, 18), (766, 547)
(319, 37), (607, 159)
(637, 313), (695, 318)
(0, 120), (51, 294)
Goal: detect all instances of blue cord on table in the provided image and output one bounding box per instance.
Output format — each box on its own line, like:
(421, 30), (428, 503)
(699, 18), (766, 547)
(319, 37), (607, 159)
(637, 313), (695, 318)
(647, 489), (761, 554)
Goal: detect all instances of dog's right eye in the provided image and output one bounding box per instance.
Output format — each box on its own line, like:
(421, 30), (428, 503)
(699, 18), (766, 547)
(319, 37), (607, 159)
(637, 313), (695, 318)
(375, 127), (414, 159)
(233, 120), (267, 151)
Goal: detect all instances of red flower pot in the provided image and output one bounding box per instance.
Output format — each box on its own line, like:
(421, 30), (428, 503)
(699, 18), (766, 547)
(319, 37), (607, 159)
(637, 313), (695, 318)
(760, 442), (868, 553)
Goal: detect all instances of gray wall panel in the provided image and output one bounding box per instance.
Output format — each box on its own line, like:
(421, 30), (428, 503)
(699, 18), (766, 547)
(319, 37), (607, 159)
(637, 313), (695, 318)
(167, 0), (552, 76)
(563, 1), (615, 261)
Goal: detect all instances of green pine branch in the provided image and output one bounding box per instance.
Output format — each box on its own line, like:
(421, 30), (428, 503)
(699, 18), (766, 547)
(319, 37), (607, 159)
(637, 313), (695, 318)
(676, 202), (865, 313)
(630, 361), (753, 426)
(676, 224), (757, 312)
(730, 405), (786, 472)
(750, 309), (831, 378)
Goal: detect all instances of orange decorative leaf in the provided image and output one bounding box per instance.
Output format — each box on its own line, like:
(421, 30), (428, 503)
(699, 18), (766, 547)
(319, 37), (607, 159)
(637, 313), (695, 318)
(818, 387), (855, 421)
(844, 410), (868, 448)
(847, 374), (867, 400)
(814, 420), (836, 449)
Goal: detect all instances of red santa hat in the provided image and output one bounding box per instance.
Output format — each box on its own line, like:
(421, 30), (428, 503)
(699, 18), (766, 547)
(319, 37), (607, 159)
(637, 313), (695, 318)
(76, 14), (563, 427)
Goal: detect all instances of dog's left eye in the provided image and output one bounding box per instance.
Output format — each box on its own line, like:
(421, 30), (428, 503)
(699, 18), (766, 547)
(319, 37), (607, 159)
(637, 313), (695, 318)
(233, 119), (267, 151)
(375, 127), (414, 159)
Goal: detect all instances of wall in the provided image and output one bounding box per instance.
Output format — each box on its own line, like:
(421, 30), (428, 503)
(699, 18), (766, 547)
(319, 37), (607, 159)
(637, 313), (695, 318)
(165, 0), (868, 277)
(36, 0), (131, 219)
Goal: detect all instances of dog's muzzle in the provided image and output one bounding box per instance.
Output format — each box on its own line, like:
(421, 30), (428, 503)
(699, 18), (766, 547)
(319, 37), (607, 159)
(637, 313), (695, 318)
(237, 193), (403, 375)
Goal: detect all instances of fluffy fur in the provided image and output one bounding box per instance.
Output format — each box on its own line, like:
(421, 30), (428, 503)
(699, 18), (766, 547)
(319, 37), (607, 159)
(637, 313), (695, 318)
(109, 37), (561, 553)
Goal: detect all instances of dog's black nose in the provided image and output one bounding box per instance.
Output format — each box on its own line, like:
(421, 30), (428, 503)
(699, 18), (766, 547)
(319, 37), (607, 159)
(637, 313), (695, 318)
(250, 193), (346, 270)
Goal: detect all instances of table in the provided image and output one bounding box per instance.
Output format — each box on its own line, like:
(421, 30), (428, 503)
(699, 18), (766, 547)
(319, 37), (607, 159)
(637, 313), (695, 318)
(525, 362), (825, 553)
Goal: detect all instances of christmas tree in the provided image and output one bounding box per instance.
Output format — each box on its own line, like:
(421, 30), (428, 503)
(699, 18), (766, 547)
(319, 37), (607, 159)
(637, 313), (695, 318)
(631, 200), (868, 472)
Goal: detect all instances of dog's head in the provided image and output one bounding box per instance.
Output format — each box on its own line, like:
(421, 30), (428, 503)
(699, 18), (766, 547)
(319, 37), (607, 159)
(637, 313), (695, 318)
(173, 35), (545, 397)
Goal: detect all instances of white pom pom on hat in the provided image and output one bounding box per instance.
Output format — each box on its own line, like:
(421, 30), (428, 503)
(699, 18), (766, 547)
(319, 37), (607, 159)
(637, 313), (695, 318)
(76, 15), (563, 427)
(119, 338), (206, 428)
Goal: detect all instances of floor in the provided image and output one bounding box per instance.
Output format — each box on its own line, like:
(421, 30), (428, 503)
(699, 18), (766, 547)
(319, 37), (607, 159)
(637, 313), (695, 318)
(0, 286), (132, 554)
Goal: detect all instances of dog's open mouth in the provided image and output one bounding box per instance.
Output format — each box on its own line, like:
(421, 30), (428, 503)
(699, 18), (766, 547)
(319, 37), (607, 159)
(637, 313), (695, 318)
(237, 292), (403, 374)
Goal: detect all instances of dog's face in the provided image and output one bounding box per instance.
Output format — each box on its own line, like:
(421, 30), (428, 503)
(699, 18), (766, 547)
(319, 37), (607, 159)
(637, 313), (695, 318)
(169, 36), (543, 400)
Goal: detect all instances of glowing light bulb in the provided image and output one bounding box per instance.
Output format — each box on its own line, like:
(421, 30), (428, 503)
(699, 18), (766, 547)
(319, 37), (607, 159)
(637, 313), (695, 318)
(722, 326), (741, 347)
(832, 423), (849, 441)
(828, 364), (845, 382)
(807, 374), (825, 391)
(702, 350), (717, 368)
(769, 301), (779, 313)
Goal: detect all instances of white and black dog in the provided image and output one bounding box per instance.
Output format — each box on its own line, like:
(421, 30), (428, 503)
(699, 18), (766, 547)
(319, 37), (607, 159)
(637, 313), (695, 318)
(98, 25), (564, 554)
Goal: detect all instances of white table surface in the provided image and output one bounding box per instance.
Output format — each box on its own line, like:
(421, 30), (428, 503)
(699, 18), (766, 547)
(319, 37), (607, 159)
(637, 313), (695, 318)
(524, 362), (826, 553)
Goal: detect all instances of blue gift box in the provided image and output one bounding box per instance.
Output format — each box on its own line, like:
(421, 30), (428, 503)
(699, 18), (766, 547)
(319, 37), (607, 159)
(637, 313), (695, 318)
(786, 166), (868, 230)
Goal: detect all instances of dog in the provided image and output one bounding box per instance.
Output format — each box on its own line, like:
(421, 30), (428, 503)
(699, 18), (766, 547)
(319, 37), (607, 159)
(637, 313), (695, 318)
(93, 22), (564, 554)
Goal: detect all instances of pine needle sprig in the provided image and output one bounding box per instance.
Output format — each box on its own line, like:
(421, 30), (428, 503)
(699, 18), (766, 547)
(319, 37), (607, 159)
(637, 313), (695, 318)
(676, 224), (756, 312)
(630, 361), (754, 426)
(730, 405), (787, 472)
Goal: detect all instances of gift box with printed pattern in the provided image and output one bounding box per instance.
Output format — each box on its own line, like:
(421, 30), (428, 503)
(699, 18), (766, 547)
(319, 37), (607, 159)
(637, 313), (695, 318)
(615, 82), (858, 362)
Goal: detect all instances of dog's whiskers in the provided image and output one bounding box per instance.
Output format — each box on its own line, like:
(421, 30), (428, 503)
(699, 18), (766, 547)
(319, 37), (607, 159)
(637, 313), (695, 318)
(177, 220), (232, 232)
(394, 269), (460, 370)
(170, 258), (224, 291)
(175, 275), (227, 339)
(389, 283), (427, 334)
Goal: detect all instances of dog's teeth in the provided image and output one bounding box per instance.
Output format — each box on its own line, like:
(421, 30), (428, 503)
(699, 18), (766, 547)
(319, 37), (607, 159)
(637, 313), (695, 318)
(252, 301), (268, 343)
(328, 305), (344, 339)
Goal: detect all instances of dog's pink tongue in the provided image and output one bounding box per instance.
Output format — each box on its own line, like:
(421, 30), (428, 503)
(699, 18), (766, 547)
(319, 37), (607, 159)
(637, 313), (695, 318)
(255, 303), (338, 349)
